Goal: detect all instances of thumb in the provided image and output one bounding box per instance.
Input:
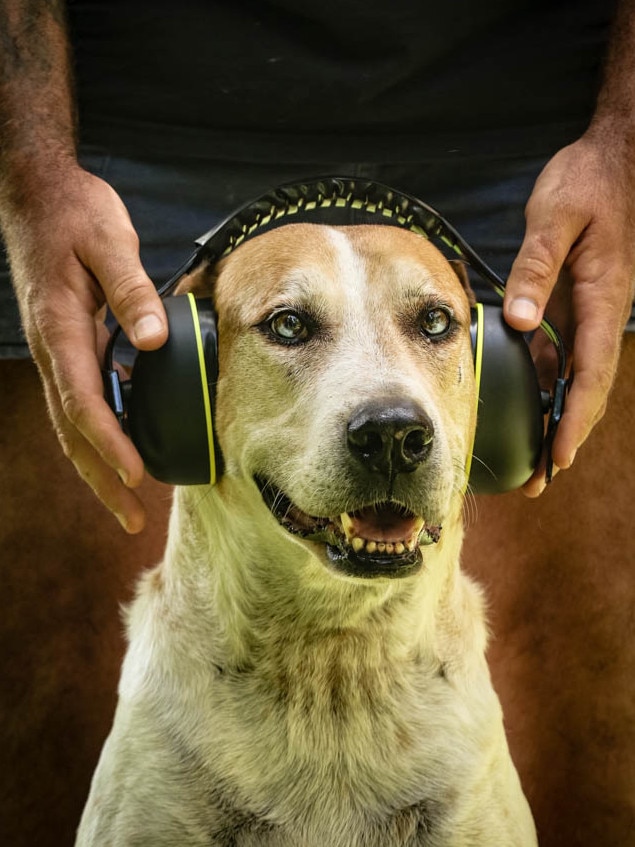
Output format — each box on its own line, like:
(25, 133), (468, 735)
(90, 238), (168, 351)
(504, 195), (583, 333)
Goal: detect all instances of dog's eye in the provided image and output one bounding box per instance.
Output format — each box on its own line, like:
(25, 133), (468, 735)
(420, 307), (452, 339)
(268, 310), (310, 343)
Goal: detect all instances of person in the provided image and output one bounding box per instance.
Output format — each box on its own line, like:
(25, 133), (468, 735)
(0, 0), (633, 534)
(1, 5), (635, 847)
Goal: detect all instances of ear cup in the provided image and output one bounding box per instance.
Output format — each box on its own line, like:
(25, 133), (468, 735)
(126, 294), (219, 485)
(468, 304), (544, 493)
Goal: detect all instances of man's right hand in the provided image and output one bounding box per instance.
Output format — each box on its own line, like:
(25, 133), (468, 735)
(5, 164), (168, 532)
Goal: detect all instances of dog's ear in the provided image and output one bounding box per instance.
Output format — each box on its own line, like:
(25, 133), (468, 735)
(174, 259), (218, 297)
(448, 259), (476, 306)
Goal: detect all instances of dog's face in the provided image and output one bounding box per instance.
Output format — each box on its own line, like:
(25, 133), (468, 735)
(208, 224), (477, 579)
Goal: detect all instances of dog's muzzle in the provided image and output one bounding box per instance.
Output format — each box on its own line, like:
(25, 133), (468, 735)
(256, 478), (441, 579)
(256, 401), (443, 578)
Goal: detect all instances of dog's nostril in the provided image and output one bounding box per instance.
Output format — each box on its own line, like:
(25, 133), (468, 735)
(347, 402), (434, 476)
(402, 426), (433, 463)
(348, 426), (385, 460)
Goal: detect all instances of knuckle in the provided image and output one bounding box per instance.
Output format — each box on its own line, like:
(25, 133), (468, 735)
(60, 389), (89, 432)
(574, 363), (615, 417)
(22, 290), (53, 343)
(56, 428), (78, 464)
(25, 294), (73, 353)
(517, 240), (560, 286)
(108, 273), (155, 319)
(595, 363), (615, 397)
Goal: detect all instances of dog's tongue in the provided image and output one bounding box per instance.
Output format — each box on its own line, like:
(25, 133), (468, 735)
(342, 504), (423, 544)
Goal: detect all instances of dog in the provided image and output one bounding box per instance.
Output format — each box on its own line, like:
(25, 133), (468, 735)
(76, 223), (537, 846)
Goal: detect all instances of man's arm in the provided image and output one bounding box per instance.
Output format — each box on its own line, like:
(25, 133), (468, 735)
(0, 0), (168, 532)
(503, 0), (635, 495)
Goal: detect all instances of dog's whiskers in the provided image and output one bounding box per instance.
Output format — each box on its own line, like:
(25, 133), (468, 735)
(191, 484), (217, 513)
(462, 487), (478, 528)
(452, 456), (478, 528)
(271, 489), (289, 515)
(469, 454), (496, 484)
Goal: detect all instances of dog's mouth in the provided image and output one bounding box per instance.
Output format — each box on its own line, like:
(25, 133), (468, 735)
(256, 477), (441, 578)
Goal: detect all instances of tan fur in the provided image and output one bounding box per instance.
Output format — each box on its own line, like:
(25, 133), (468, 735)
(76, 224), (536, 846)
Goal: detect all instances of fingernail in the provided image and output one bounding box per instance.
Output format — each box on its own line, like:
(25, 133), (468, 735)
(567, 449), (577, 468)
(508, 297), (540, 323)
(117, 467), (129, 486)
(133, 313), (164, 343)
(114, 511), (129, 531)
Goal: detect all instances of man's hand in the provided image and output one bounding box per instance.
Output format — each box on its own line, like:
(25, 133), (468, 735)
(0, 2), (168, 530)
(503, 134), (635, 495)
(6, 164), (168, 531)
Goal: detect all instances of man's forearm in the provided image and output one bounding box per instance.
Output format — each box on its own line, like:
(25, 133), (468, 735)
(0, 0), (76, 210)
(589, 0), (635, 150)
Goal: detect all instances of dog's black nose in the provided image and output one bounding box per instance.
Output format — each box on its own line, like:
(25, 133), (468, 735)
(347, 401), (434, 476)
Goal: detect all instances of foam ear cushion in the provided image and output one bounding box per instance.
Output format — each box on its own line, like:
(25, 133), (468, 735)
(126, 294), (218, 485)
(469, 305), (543, 493)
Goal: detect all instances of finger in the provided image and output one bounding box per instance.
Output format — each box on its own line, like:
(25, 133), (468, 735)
(521, 295), (620, 494)
(80, 226), (168, 351)
(549, 309), (621, 470)
(40, 304), (146, 490)
(521, 455), (561, 499)
(51, 402), (147, 534)
(35, 340), (147, 533)
(504, 191), (587, 333)
(32, 294), (150, 530)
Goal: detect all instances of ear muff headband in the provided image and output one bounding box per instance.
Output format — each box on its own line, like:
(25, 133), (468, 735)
(104, 176), (569, 491)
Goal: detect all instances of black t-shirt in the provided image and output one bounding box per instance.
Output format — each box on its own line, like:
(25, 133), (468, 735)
(67, 0), (617, 162)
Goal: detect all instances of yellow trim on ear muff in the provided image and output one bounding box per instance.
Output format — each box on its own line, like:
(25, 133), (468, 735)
(463, 302), (484, 491)
(186, 292), (217, 485)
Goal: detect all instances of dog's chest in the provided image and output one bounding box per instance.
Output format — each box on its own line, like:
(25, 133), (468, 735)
(225, 800), (440, 847)
(186, 632), (491, 845)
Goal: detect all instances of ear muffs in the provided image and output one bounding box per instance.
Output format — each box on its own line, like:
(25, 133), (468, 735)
(104, 177), (568, 494)
(126, 294), (220, 486)
(122, 295), (543, 493)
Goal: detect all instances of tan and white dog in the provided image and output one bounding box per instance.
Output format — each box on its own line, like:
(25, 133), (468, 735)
(76, 224), (536, 846)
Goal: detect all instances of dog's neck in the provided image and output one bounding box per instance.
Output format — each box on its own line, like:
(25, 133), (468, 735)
(159, 480), (486, 679)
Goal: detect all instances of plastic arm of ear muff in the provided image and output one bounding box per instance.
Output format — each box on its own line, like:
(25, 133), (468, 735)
(544, 375), (569, 483)
(103, 368), (125, 426)
(533, 313), (569, 484)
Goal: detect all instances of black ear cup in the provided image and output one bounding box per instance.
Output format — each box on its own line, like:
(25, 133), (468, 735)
(126, 294), (220, 485)
(468, 304), (544, 493)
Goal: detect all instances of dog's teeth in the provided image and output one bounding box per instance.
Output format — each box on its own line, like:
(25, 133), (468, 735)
(340, 512), (356, 539)
(341, 513), (428, 557)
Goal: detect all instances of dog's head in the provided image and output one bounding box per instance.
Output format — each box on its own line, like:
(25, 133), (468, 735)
(185, 224), (477, 580)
